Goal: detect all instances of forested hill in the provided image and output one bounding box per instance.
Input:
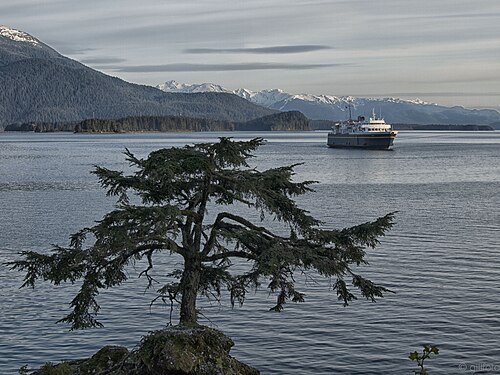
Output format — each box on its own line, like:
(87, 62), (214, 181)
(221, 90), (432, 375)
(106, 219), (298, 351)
(0, 26), (274, 128)
(235, 111), (310, 131)
(4, 111), (310, 133)
(160, 80), (500, 127)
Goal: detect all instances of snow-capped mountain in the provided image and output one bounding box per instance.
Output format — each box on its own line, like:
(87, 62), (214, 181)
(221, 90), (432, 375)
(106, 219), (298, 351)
(0, 27), (273, 127)
(158, 81), (316, 108)
(0, 25), (40, 46)
(157, 80), (500, 126)
(157, 80), (228, 93)
(157, 80), (431, 110)
(0, 25), (62, 64)
(231, 88), (288, 108)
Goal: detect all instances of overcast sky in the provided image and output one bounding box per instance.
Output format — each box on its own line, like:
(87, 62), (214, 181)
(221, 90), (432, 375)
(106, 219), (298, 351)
(2, 0), (500, 109)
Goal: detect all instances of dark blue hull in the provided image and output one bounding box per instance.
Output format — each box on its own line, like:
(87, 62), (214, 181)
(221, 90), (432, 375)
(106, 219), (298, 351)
(327, 133), (396, 149)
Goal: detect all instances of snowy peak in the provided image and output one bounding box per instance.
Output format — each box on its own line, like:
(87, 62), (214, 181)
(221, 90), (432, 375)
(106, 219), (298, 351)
(157, 80), (228, 93)
(157, 81), (293, 107)
(0, 26), (40, 46)
(156, 80), (434, 109)
(155, 80), (500, 125)
(290, 93), (342, 105)
(233, 88), (254, 100)
(157, 80), (185, 91)
(245, 89), (291, 108)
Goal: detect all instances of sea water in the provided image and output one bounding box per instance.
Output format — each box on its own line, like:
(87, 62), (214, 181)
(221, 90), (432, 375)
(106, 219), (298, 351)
(0, 131), (499, 374)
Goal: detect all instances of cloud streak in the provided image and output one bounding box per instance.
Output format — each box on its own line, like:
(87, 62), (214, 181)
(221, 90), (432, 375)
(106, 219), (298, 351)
(51, 44), (95, 56)
(113, 62), (342, 73)
(1, 0), (499, 108)
(184, 45), (332, 54)
(81, 57), (127, 64)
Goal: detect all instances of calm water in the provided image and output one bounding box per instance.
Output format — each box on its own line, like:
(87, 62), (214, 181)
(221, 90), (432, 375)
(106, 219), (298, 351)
(0, 131), (499, 374)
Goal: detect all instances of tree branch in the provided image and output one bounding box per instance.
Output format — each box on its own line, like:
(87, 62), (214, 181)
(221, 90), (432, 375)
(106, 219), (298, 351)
(201, 211), (279, 257)
(138, 250), (157, 289)
(203, 251), (257, 262)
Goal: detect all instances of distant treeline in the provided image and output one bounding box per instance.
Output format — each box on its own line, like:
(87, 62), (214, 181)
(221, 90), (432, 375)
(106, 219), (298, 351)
(4, 117), (230, 133)
(392, 124), (494, 131)
(75, 116), (232, 133)
(309, 120), (336, 130)
(235, 111), (308, 131)
(4, 122), (76, 132)
(309, 120), (494, 131)
(4, 111), (310, 133)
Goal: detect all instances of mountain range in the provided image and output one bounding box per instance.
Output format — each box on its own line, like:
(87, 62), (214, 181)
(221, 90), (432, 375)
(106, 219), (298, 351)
(2, 25), (499, 131)
(0, 26), (273, 128)
(158, 80), (500, 127)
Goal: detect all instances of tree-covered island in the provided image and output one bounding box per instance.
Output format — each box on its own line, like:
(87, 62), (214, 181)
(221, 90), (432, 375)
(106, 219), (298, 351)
(4, 111), (310, 133)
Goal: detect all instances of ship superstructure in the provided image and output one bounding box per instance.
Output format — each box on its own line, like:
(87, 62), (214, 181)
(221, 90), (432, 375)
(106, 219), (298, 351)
(327, 109), (398, 149)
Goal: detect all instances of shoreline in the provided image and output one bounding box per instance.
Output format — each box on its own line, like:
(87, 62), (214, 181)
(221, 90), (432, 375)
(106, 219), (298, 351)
(1, 127), (496, 135)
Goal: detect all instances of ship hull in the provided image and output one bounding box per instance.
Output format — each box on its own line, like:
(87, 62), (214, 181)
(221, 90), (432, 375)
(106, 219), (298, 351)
(327, 133), (396, 149)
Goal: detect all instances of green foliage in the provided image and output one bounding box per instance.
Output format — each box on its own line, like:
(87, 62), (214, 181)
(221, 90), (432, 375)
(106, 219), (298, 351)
(409, 345), (439, 375)
(18, 365), (29, 375)
(8, 137), (394, 329)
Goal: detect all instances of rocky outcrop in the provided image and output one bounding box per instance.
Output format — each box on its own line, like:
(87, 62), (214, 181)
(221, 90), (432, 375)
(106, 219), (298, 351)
(31, 326), (259, 375)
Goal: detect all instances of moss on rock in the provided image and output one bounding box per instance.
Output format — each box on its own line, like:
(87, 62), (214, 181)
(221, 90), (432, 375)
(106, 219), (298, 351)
(35, 362), (73, 375)
(30, 326), (259, 375)
(32, 346), (129, 375)
(78, 346), (130, 374)
(136, 326), (258, 375)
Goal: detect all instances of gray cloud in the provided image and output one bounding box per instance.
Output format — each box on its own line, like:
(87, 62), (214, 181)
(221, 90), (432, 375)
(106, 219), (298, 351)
(113, 62), (341, 73)
(405, 12), (500, 21)
(1, 0), (499, 108)
(81, 57), (127, 64)
(49, 43), (95, 56)
(184, 45), (332, 54)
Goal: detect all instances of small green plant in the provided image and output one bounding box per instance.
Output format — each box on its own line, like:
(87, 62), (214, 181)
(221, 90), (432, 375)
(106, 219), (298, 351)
(18, 365), (29, 375)
(409, 345), (439, 375)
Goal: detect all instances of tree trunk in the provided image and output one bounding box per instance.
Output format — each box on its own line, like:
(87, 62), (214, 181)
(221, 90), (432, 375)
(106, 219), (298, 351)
(179, 256), (201, 326)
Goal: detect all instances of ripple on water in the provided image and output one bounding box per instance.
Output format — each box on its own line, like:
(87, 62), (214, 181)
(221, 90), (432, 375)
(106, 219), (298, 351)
(0, 131), (499, 373)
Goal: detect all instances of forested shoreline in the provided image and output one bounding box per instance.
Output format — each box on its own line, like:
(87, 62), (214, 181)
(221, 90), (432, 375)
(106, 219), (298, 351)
(6, 113), (493, 133)
(4, 111), (310, 133)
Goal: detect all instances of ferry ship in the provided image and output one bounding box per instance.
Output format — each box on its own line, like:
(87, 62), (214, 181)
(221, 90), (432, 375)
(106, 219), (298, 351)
(327, 109), (398, 149)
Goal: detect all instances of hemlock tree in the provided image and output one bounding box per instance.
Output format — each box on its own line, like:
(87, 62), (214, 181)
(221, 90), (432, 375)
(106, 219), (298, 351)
(9, 138), (394, 329)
